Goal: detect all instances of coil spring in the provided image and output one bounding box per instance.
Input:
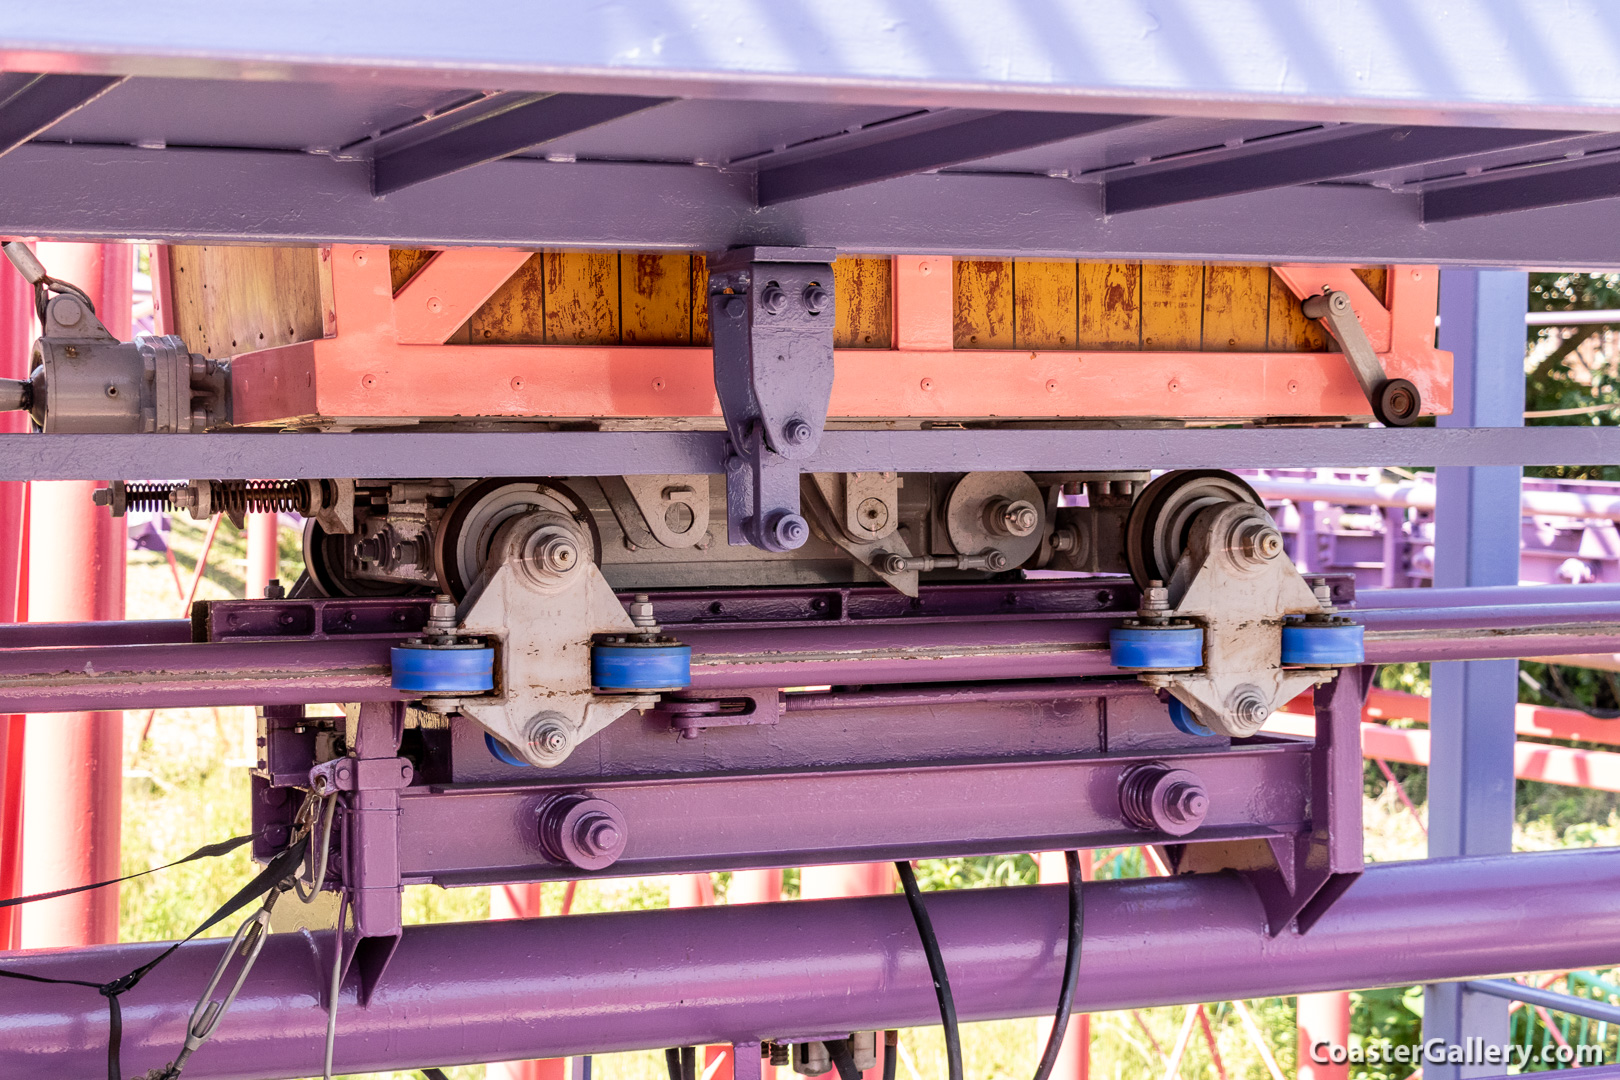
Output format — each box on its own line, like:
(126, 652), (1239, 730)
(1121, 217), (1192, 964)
(215, 480), (312, 515)
(121, 483), (178, 513)
(121, 479), (313, 516)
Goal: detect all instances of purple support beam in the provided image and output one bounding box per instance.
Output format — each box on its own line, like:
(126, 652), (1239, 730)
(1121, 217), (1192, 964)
(1105, 125), (1571, 214)
(756, 110), (1143, 205)
(0, 618), (189, 648)
(0, 71), (123, 156)
(4, 846), (1620, 1079)
(1424, 155), (1620, 222)
(371, 91), (671, 194)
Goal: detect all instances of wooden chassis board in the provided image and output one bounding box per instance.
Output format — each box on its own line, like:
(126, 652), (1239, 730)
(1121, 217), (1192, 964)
(221, 246), (1451, 427)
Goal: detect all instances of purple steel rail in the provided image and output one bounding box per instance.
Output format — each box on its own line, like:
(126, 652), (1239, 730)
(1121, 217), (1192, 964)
(2, 845), (1618, 1079)
(0, 580), (1612, 711)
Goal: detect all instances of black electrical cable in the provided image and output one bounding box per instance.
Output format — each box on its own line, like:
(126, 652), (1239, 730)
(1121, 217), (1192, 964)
(894, 860), (962, 1080)
(826, 1038), (864, 1080)
(1030, 850), (1084, 1080)
(665, 1048), (683, 1080)
(682, 1045), (697, 1080)
(882, 1031), (898, 1080)
(895, 854), (1084, 1080)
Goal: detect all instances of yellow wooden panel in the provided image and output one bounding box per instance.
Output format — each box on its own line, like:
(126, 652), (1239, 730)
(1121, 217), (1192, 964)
(169, 245), (323, 359)
(834, 255), (892, 349)
(389, 249), (436, 293)
(1013, 260), (1078, 349)
(467, 254), (547, 344)
(1266, 270), (1329, 351)
(954, 259), (1013, 349)
(1076, 262), (1140, 349)
(1140, 263), (1204, 350)
(1353, 266), (1388, 305)
(1202, 264), (1272, 352)
(621, 252), (691, 345)
(544, 251), (619, 345)
(691, 253), (711, 347)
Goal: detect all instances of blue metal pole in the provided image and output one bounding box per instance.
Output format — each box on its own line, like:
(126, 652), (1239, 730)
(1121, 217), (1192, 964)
(1425, 268), (1528, 1078)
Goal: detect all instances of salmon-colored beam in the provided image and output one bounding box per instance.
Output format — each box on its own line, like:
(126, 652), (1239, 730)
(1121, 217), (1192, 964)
(393, 248), (533, 344)
(225, 246), (1452, 426)
(1265, 712), (1620, 793)
(1283, 687), (1620, 749)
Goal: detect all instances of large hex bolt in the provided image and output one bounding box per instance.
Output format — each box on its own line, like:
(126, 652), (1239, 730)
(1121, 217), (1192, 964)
(1118, 762), (1210, 837)
(1227, 684), (1271, 737)
(984, 497), (1041, 538)
(525, 713), (575, 767)
(538, 793), (629, 871)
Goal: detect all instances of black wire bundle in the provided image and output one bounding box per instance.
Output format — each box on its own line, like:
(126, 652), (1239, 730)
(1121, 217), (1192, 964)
(894, 852), (1084, 1080)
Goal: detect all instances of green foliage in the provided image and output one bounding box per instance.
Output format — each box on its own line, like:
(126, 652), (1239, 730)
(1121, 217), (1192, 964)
(1349, 987), (1424, 1080)
(914, 854), (1038, 890)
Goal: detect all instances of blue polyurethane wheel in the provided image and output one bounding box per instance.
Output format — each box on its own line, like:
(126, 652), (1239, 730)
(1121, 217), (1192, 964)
(1109, 625), (1204, 670)
(485, 732), (532, 768)
(1281, 622), (1366, 666)
(1167, 697), (1215, 737)
(390, 643), (495, 694)
(592, 643), (692, 691)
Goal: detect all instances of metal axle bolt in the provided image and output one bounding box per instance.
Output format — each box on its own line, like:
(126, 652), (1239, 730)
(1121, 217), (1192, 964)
(782, 418), (813, 446)
(760, 283), (787, 315)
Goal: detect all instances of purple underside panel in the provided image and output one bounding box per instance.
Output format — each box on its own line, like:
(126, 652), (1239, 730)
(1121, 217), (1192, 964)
(3, 848), (1619, 1079)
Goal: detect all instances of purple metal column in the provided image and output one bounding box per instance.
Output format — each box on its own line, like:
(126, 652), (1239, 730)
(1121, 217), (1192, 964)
(1426, 268), (1528, 1077)
(4, 847), (1620, 1079)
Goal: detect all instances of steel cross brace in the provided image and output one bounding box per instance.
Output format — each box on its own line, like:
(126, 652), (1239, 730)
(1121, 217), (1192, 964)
(707, 246), (836, 552)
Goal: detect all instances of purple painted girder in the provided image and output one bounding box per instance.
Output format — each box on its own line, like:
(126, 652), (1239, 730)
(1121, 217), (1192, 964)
(4, 846), (1619, 1079)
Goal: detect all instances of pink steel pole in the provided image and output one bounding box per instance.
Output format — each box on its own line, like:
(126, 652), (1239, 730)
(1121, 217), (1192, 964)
(0, 244), (32, 950)
(17, 242), (131, 949)
(1037, 851), (1091, 1080)
(245, 512), (279, 599)
(1297, 993), (1351, 1080)
(489, 882), (567, 1080)
(801, 863), (894, 1080)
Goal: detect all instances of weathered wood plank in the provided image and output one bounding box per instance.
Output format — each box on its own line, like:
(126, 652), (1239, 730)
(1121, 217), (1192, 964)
(1013, 259), (1079, 349)
(1140, 262), (1204, 350)
(1202, 264), (1272, 352)
(389, 249), (436, 293)
(544, 251), (619, 345)
(1266, 269), (1329, 352)
(1076, 262), (1140, 350)
(835, 255), (892, 349)
(691, 253), (711, 347)
(954, 259), (1014, 349)
(467, 254), (547, 344)
(1353, 266), (1388, 305)
(621, 252), (690, 346)
(169, 245), (323, 360)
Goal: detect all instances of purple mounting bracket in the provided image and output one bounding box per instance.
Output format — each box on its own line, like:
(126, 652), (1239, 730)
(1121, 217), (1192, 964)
(652, 687), (783, 737)
(708, 246), (837, 553)
(1165, 665), (1369, 936)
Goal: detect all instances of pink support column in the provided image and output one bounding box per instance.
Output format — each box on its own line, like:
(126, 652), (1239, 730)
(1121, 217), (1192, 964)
(0, 242), (33, 950)
(245, 512), (279, 598)
(1037, 852), (1092, 1080)
(18, 242), (131, 949)
(488, 883), (567, 1080)
(1297, 992), (1351, 1080)
(800, 864), (894, 1080)
(728, 871), (781, 1080)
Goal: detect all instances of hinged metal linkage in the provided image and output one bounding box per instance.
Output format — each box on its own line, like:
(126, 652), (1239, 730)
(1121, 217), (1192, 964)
(708, 246), (836, 553)
(1302, 288), (1423, 427)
